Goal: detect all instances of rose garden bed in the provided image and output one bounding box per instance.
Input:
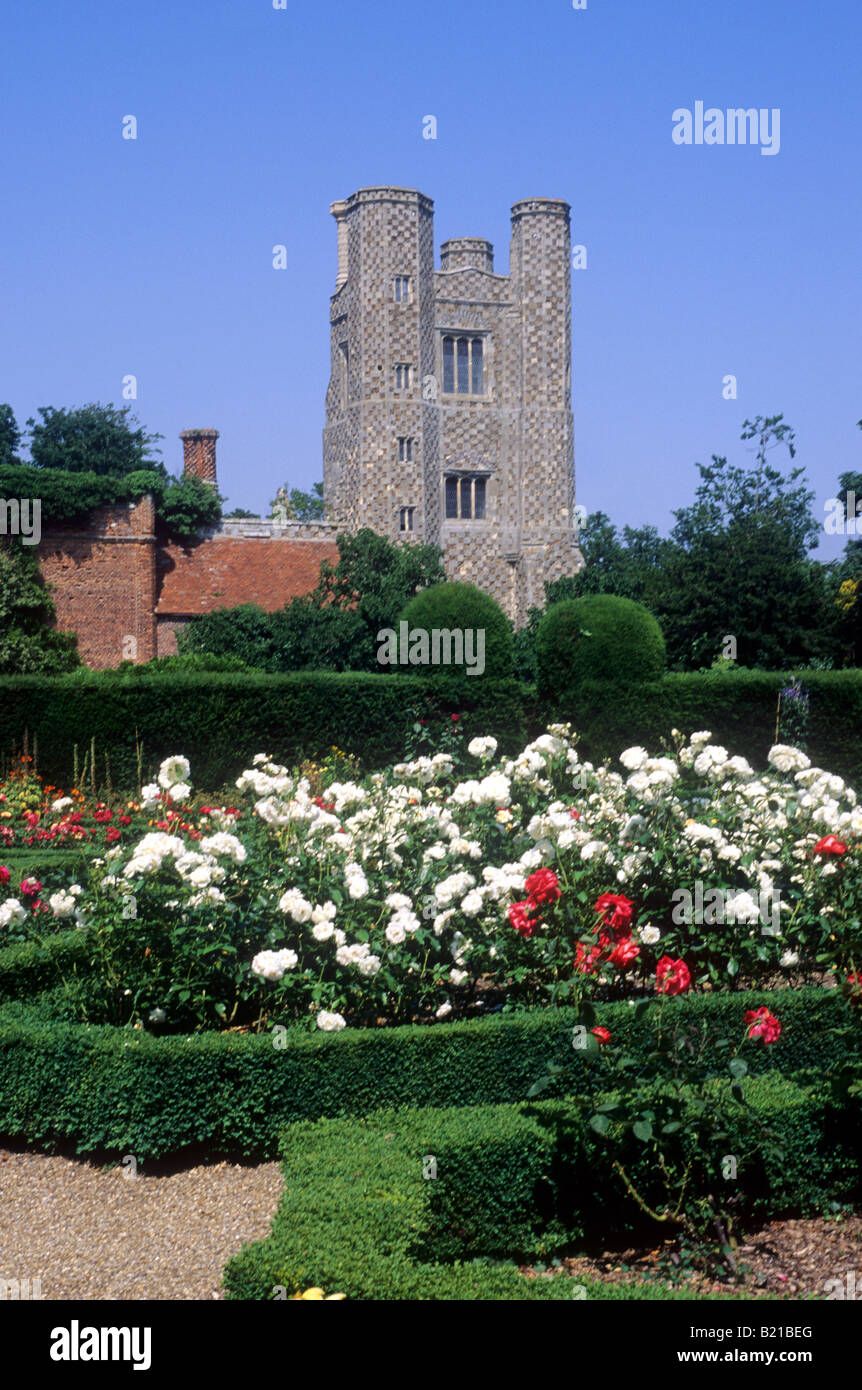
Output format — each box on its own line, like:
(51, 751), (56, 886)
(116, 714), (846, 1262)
(1, 723), (860, 1296)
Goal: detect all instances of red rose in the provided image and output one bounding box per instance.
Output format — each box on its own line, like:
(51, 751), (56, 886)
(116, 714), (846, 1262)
(843, 973), (862, 1006)
(0, 866), (9, 886)
(575, 942), (603, 975)
(451, 713), (460, 723)
(594, 893), (635, 941)
(525, 868), (561, 907)
(813, 835), (847, 856)
(569, 808), (581, 820)
(744, 1006), (781, 1044)
(656, 955), (691, 996)
(591, 1026), (611, 1046)
(609, 937), (640, 969)
(105, 827), (121, 843)
(508, 900), (538, 938)
(94, 808), (113, 823)
(20, 877), (42, 897)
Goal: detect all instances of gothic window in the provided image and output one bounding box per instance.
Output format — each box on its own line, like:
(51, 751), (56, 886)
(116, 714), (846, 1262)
(445, 474), (488, 520)
(394, 276), (411, 303)
(399, 506), (415, 532)
(394, 363), (412, 390)
(398, 437), (414, 462)
(442, 335), (485, 395)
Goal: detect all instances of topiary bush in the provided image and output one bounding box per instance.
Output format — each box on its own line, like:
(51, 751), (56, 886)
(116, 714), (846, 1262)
(536, 594), (666, 701)
(395, 581), (514, 698)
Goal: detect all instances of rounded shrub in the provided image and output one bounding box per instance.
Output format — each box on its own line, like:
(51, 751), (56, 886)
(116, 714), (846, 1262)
(396, 582), (514, 697)
(536, 594), (665, 700)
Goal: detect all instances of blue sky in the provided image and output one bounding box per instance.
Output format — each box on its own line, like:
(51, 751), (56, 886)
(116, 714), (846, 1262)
(1, 0), (859, 558)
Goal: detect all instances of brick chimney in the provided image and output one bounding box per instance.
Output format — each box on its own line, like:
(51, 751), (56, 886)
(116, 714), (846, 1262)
(180, 428), (219, 485)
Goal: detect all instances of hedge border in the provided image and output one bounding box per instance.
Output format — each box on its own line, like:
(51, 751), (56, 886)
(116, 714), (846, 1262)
(222, 1080), (847, 1301)
(0, 982), (853, 1158)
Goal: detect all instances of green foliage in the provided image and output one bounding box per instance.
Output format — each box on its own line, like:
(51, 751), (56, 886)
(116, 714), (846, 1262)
(0, 671), (526, 788)
(0, 463), (221, 539)
(536, 594), (666, 701)
(0, 404), (22, 466)
(145, 472), (223, 540)
(222, 1079), (856, 1299)
(397, 581), (514, 697)
(270, 481), (326, 521)
(25, 403), (164, 477)
(0, 983), (851, 1158)
(0, 541), (80, 674)
(181, 528), (445, 674)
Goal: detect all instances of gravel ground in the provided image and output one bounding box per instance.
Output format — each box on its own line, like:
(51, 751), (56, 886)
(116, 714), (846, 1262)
(0, 1140), (282, 1300)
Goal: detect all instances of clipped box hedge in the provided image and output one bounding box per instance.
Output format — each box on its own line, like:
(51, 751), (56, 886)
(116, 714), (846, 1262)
(0, 980), (854, 1158)
(2, 667), (861, 792)
(0, 672), (527, 787)
(223, 1071), (853, 1301)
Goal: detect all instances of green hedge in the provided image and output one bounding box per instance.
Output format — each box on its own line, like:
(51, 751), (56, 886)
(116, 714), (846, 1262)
(224, 1075), (850, 1300)
(221, 1102), (736, 1301)
(0, 984), (853, 1158)
(547, 668), (862, 789)
(3, 668), (862, 792)
(0, 672), (527, 787)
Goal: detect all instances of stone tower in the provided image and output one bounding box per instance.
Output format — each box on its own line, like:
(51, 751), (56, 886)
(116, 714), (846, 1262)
(323, 186), (583, 626)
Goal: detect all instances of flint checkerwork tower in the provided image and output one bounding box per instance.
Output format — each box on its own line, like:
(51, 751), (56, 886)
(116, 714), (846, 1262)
(323, 187), (583, 626)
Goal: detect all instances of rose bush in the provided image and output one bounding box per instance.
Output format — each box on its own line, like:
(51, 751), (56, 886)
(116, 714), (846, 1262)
(0, 725), (859, 1033)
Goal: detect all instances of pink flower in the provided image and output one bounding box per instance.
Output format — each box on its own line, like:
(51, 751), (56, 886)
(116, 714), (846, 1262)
(20, 877), (42, 897)
(0, 866), (9, 886)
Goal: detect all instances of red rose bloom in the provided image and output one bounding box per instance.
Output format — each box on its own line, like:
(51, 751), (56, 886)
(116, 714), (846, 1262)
(594, 893), (635, 941)
(20, 877), (42, 897)
(0, 866), (9, 886)
(508, 900), (538, 938)
(813, 835), (847, 857)
(744, 1006), (781, 1044)
(591, 1027), (611, 1046)
(656, 955), (691, 996)
(575, 943), (603, 975)
(451, 713), (460, 723)
(525, 868), (561, 907)
(609, 937), (640, 969)
(843, 973), (862, 1006)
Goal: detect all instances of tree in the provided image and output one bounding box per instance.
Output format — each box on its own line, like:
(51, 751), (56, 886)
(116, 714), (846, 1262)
(659, 416), (830, 669)
(26, 403), (165, 477)
(312, 528), (446, 670)
(0, 540), (79, 673)
(180, 529), (447, 674)
(0, 404), (21, 466)
(270, 481), (326, 522)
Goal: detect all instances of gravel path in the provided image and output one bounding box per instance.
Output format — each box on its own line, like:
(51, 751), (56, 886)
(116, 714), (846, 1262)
(0, 1140), (282, 1300)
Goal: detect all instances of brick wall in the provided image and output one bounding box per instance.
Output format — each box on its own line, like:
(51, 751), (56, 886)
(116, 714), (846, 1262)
(39, 497), (157, 668)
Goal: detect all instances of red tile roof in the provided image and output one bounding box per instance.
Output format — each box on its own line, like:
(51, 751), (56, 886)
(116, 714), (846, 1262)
(156, 537), (338, 615)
